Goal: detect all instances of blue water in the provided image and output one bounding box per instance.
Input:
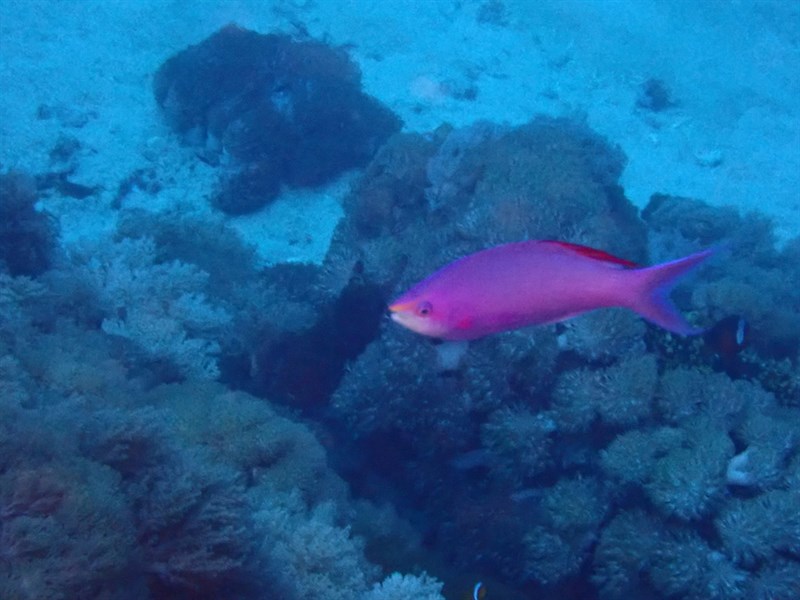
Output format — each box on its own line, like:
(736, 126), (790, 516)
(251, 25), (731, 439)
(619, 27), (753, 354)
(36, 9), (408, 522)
(1, 2), (799, 599)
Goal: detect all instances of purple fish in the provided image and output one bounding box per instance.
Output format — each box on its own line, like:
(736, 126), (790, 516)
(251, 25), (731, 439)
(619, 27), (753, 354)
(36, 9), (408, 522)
(389, 240), (713, 340)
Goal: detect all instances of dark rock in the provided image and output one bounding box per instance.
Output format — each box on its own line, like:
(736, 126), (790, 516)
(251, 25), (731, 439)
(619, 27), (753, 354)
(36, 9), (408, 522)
(154, 25), (402, 214)
(36, 172), (99, 200)
(213, 161), (282, 215)
(114, 168), (162, 207)
(0, 172), (58, 276)
(49, 135), (81, 168)
(636, 78), (675, 112)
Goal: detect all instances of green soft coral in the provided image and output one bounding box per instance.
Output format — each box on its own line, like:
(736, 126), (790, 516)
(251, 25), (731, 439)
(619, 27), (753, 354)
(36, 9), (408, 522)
(716, 489), (800, 566)
(601, 419), (734, 520)
(645, 419), (734, 520)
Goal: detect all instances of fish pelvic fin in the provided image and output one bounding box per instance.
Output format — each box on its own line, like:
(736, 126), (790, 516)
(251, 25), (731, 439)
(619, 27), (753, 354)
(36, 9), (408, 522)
(629, 248), (715, 335)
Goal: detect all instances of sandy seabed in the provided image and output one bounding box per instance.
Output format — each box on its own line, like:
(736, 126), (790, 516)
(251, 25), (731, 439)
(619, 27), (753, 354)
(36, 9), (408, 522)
(1, 0), (798, 262)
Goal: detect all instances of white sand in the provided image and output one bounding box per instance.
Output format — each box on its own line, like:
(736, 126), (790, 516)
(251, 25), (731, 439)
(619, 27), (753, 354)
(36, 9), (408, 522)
(1, 0), (798, 263)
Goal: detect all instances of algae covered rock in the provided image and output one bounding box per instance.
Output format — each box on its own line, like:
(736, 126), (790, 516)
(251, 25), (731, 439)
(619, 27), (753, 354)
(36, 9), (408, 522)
(154, 25), (402, 214)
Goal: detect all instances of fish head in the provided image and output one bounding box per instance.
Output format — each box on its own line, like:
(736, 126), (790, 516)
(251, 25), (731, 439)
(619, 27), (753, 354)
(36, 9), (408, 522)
(388, 296), (452, 339)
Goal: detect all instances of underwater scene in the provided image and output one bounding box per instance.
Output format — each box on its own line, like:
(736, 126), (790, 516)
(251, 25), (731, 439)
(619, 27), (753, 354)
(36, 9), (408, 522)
(1, 1), (799, 599)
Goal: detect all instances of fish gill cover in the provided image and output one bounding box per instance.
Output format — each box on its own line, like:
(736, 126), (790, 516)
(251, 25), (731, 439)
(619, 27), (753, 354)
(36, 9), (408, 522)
(1, 7), (800, 600)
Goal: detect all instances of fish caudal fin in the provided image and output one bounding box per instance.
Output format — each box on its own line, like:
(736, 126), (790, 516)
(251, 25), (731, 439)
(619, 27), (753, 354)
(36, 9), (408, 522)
(628, 248), (715, 335)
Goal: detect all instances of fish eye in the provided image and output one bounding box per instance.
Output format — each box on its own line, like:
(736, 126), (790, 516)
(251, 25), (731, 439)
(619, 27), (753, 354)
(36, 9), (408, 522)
(416, 301), (432, 317)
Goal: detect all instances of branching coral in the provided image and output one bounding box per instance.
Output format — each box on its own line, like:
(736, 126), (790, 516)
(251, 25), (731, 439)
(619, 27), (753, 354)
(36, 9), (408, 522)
(256, 492), (378, 600)
(601, 419), (733, 520)
(540, 476), (610, 534)
(644, 194), (800, 360)
(692, 271), (800, 360)
(457, 118), (636, 249)
(362, 572), (444, 600)
(425, 121), (502, 212)
(14, 324), (130, 402)
(1, 259), (437, 600)
(0, 460), (140, 600)
(0, 273), (48, 334)
(346, 131), (438, 238)
(137, 465), (253, 594)
(655, 369), (796, 492)
(79, 406), (176, 478)
(71, 236), (230, 379)
(0, 354), (32, 414)
(78, 401), (256, 595)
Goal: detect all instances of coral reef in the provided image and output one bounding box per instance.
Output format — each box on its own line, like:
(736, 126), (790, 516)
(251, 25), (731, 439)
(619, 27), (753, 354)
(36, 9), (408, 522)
(328, 115), (648, 302)
(5, 68), (800, 598)
(602, 416), (736, 521)
(0, 275), (439, 599)
(644, 194), (800, 361)
(729, 403), (800, 489)
(746, 561), (800, 600)
(319, 115), (800, 596)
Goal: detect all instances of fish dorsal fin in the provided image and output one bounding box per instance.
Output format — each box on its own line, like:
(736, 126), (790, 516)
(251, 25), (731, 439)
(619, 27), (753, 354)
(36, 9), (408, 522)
(541, 240), (638, 268)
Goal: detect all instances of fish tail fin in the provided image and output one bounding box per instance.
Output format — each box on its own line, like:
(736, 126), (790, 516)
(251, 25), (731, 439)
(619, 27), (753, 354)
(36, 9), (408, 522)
(628, 248), (715, 335)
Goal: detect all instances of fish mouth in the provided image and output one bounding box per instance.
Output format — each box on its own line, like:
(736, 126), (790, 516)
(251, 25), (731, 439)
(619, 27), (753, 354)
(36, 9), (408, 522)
(387, 303), (415, 329)
(387, 301), (414, 313)
(388, 309), (406, 326)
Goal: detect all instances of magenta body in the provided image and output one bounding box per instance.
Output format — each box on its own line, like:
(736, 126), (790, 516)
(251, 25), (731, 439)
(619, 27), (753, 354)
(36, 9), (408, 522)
(389, 240), (713, 341)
